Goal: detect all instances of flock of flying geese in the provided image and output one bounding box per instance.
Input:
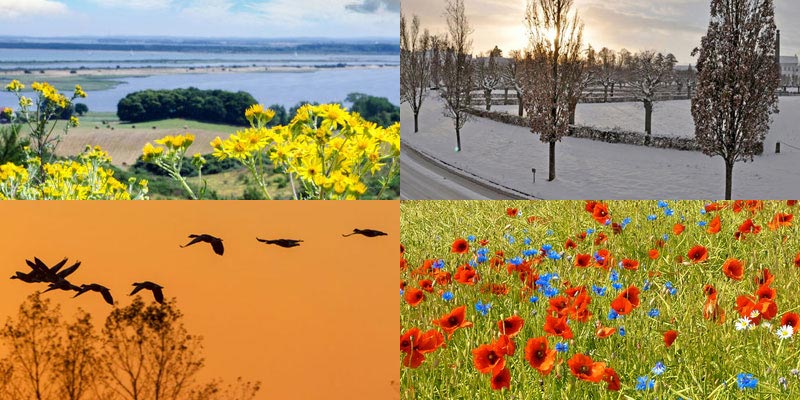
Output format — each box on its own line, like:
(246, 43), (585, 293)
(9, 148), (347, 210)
(10, 228), (387, 306)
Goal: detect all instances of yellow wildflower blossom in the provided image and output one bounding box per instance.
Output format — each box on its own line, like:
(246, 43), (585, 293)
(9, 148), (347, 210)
(5, 80), (24, 92)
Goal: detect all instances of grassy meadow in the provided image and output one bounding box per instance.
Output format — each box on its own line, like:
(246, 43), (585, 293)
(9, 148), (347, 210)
(400, 200), (800, 399)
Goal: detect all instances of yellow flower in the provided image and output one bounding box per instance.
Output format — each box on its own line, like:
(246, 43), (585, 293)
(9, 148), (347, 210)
(69, 116), (80, 128)
(1, 107), (12, 117)
(19, 96), (33, 108)
(192, 153), (206, 167)
(245, 104), (275, 126)
(5, 80), (24, 92)
(74, 85), (87, 98)
(142, 142), (164, 162)
(0, 162), (28, 182)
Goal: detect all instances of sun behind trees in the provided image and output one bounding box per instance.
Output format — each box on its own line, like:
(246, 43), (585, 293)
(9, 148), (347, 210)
(0, 293), (259, 400)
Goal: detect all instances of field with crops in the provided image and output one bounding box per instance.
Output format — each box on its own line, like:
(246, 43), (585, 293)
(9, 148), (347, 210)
(400, 200), (800, 399)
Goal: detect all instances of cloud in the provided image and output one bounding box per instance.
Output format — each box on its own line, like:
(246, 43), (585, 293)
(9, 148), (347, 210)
(346, 0), (399, 14)
(88, 0), (172, 9)
(0, 0), (68, 19)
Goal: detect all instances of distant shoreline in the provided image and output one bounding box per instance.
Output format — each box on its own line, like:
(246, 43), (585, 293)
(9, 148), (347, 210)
(0, 63), (398, 79)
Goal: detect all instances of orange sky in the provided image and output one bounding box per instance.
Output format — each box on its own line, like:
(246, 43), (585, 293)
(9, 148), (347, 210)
(0, 200), (399, 400)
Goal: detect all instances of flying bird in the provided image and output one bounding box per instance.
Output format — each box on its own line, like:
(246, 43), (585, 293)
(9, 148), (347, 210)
(13, 257), (80, 284)
(130, 281), (165, 304)
(74, 283), (114, 306)
(43, 280), (81, 293)
(342, 228), (388, 238)
(180, 234), (224, 255)
(256, 238), (303, 248)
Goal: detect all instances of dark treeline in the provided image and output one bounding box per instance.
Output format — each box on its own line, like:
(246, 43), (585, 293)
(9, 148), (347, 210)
(0, 42), (399, 55)
(117, 88), (258, 125)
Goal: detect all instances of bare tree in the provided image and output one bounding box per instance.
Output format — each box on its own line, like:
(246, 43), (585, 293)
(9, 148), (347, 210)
(100, 298), (204, 400)
(56, 311), (99, 400)
(440, 0), (474, 152)
(628, 51), (677, 140)
(400, 13), (432, 133)
(475, 47), (502, 111)
(504, 50), (527, 116)
(189, 378), (261, 400)
(521, 0), (585, 181)
(692, 0), (779, 199)
(596, 47), (617, 102)
(1, 293), (62, 400)
(429, 34), (445, 89)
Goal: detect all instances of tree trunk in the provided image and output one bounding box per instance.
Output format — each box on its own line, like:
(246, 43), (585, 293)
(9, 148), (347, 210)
(517, 95), (524, 116)
(725, 159), (733, 200)
(504, 88), (509, 104)
(455, 127), (461, 152)
(548, 141), (556, 181)
(485, 90), (492, 111)
(610, 82), (615, 98)
(603, 85), (608, 102)
(644, 100), (653, 136)
(414, 112), (419, 133)
(569, 102), (576, 125)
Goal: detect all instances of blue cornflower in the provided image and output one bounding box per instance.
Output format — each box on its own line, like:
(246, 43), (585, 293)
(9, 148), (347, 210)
(658, 200), (669, 208)
(594, 252), (605, 263)
(433, 259), (445, 269)
(700, 207), (707, 215)
(476, 247), (490, 257)
(648, 308), (660, 318)
(468, 260), (478, 267)
(592, 285), (607, 296)
(647, 214), (657, 221)
(400, 289), (404, 296)
(612, 282), (623, 290)
(609, 269), (619, 282)
(475, 301), (492, 316)
(604, 219), (611, 225)
(586, 228), (595, 236)
(698, 221), (707, 227)
(608, 309), (619, 320)
(546, 229), (554, 236)
(467, 235), (476, 242)
(652, 362), (666, 376)
(543, 286), (559, 298)
(737, 373), (758, 390)
(669, 287), (678, 296)
(476, 254), (488, 263)
(507, 235), (516, 244)
(524, 237), (532, 246)
(664, 208), (675, 216)
(662, 233), (669, 241)
(541, 243), (553, 252)
(643, 279), (652, 291)
(555, 342), (569, 353)
(442, 291), (454, 301)
(636, 376), (655, 391)
(529, 296), (539, 304)
(618, 326), (626, 336)
(509, 257), (523, 266)
(546, 250), (562, 260)
(621, 217), (632, 228)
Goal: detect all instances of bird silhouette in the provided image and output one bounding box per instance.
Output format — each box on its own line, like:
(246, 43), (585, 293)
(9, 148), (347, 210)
(74, 283), (114, 306)
(180, 234), (224, 255)
(256, 238), (303, 248)
(342, 228), (388, 237)
(130, 281), (165, 304)
(12, 257), (80, 284)
(43, 279), (81, 293)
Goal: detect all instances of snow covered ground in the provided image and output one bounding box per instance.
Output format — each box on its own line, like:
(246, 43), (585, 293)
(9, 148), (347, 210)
(402, 94), (800, 199)
(490, 97), (800, 152)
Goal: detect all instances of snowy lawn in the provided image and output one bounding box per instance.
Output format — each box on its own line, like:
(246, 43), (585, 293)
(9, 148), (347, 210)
(402, 94), (800, 199)
(490, 97), (800, 152)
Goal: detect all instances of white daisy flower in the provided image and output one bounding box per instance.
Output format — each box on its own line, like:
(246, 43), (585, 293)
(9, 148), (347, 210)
(735, 317), (752, 331)
(776, 325), (794, 340)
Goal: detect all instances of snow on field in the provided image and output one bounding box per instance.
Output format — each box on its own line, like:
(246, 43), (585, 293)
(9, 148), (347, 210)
(403, 94), (800, 199)
(490, 97), (800, 152)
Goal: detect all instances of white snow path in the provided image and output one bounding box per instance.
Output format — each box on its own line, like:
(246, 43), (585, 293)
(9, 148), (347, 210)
(402, 93), (800, 199)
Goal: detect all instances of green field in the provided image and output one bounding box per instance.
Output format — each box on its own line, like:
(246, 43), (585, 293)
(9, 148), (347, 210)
(401, 200), (800, 399)
(0, 74), (129, 92)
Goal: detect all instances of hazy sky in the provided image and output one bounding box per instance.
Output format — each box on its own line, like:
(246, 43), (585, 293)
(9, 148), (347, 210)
(0, 0), (399, 38)
(401, 0), (800, 64)
(0, 201), (399, 400)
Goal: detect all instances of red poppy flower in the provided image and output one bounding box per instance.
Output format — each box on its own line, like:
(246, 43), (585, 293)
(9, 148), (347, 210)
(673, 223), (685, 235)
(547, 296), (571, 317)
(418, 279), (434, 292)
(490, 367), (511, 390)
(585, 200), (598, 213)
(611, 222), (623, 235)
(789, 200), (798, 206)
(620, 259), (639, 271)
(603, 367), (621, 391)
(705, 202), (727, 212)
(564, 238), (577, 249)
(594, 249), (613, 270)
(735, 219), (761, 240)
(591, 202), (611, 225)
(756, 284), (776, 301)
(687, 245), (708, 263)
(707, 215), (721, 234)
(574, 253), (592, 268)
(498, 315), (525, 337)
(400, 257), (408, 271)
(432, 305), (473, 339)
(524, 336), (557, 375)
(472, 343), (505, 374)
(781, 312), (800, 330)
(648, 249), (659, 260)
(755, 268), (775, 286)
(722, 258), (744, 280)
(400, 328), (444, 368)
(595, 325), (616, 339)
(768, 213), (793, 230)
(795, 252), (800, 268)
(493, 334), (516, 357)
(704, 296), (725, 324)
(451, 238), (469, 254)
(400, 243), (405, 254)
(454, 264), (479, 285)
(543, 315), (573, 339)
(610, 286), (640, 315)
(506, 207), (519, 217)
(404, 288), (425, 307)
(594, 232), (608, 245)
(567, 354), (606, 383)
(663, 330), (678, 347)
(434, 270), (451, 286)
